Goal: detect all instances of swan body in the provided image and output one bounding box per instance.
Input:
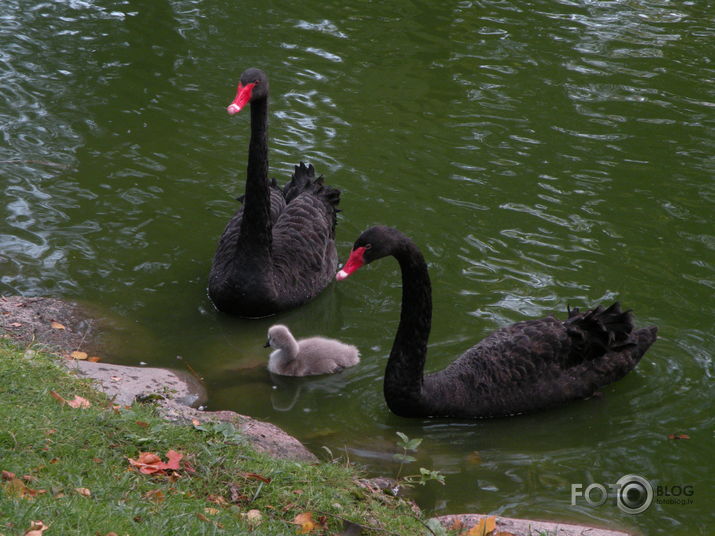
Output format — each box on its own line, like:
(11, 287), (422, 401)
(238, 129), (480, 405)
(264, 324), (360, 376)
(209, 68), (340, 317)
(336, 226), (658, 418)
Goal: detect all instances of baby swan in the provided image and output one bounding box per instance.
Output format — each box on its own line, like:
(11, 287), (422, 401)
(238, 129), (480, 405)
(264, 324), (360, 376)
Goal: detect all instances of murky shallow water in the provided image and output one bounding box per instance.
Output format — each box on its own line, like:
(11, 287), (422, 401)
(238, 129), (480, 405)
(1, 0), (713, 533)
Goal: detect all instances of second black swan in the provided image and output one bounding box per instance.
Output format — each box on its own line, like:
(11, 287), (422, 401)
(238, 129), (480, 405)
(336, 226), (657, 418)
(209, 68), (340, 317)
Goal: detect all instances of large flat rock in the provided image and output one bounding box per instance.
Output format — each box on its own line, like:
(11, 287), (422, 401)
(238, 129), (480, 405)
(435, 513), (635, 536)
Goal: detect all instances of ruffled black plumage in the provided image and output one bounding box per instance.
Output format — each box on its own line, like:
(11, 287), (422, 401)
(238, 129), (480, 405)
(339, 226), (658, 418)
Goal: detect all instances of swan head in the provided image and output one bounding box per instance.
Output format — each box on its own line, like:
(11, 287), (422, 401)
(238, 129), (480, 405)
(227, 68), (269, 115)
(265, 324), (293, 350)
(336, 225), (401, 280)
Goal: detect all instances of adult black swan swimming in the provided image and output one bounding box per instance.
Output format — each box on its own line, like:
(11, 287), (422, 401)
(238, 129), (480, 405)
(209, 68), (340, 317)
(336, 226), (657, 418)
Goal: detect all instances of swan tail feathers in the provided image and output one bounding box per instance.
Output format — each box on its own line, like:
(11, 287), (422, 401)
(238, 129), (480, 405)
(565, 302), (654, 364)
(283, 161), (341, 229)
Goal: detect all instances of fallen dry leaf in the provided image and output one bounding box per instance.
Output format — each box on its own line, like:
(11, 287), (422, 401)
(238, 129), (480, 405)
(242, 509), (262, 526)
(66, 396), (91, 409)
(465, 516), (497, 536)
(3, 478), (47, 500)
(9, 322), (22, 328)
(293, 512), (316, 534)
(207, 494), (228, 506)
(88, 356), (101, 363)
(70, 351), (88, 360)
(24, 520), (49, 536)
(196, 513), (210, 523)
(667, 433), (690, 440)
(204, 507), (220, 515)
(50, 321), (66, 330)
(75, 487), (91, 497)
(128, 450), (183, 475)
(144, 489), (165, 503)
(239, 472), (271, 484)
(2, 470), (16, 481)
(49, 391), (66, 405)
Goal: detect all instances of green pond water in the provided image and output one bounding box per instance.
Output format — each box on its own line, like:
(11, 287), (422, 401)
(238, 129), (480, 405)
(1, 0), (713, 533)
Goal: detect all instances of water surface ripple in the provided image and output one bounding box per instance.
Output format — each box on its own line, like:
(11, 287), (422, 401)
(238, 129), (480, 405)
(1, 0), (712, 533)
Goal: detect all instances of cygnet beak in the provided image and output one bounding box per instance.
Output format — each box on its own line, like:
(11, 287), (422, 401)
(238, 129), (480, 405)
(263, 338), (271, 348)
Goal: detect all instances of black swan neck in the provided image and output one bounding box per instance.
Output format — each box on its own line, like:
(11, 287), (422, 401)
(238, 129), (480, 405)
(384, 237), (432, 417)
(238, 96), (271, 254)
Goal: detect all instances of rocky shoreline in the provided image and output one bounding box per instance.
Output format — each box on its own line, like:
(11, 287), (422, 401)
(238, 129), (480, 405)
(0, 295), (634, 536)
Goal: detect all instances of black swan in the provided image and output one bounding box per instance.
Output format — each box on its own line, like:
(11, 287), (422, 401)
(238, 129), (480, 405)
(336, 226), (658, 418)
(264, 324), (360, 376)
(208, 68), (340, 317)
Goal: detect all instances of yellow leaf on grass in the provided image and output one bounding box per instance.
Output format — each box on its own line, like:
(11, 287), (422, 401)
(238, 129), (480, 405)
(75, 487), (91, 497)
(50, 321), (66, 330)
(204, 508), (219, 515)
(70, 351), (88, 360)
(293, 512), (316, 534)
(466, 516), (497, 536)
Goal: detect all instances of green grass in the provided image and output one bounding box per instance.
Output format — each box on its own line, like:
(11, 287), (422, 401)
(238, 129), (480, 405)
(0, 339), (429, 535)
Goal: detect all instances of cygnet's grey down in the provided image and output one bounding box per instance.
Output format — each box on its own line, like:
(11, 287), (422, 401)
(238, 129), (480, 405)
(264, 324), (360, 376)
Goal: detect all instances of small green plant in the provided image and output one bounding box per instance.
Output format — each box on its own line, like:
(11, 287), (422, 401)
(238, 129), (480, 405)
(393, 431), (445, 487)
(193, 419), (243, 443)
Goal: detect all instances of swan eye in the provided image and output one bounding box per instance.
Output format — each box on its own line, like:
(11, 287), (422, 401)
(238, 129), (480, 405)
(364, 243), (372, 250)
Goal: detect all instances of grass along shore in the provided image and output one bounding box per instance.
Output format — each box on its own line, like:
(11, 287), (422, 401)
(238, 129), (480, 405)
(0, 339), (430, 535)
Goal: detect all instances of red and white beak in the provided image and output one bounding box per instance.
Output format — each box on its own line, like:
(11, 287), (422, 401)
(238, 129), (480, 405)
(227, 82), (256, 115)
(336, 246), (368, 281)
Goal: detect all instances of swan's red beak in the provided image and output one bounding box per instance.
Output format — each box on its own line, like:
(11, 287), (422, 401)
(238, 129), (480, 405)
(227, 82), (255, 115)
(336, 246), (367, 281)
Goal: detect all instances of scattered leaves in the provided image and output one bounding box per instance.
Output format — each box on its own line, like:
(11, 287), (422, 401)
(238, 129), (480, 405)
(667, 433), (690, 440)
(50, 321), (65, 330)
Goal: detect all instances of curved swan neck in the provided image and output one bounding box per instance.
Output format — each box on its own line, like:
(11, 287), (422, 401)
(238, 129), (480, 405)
(238, 95), (272, 254)
(384, 237), (432, 416)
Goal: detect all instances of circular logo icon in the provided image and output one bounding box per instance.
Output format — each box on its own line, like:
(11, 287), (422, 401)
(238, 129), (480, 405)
(616, 474), (653, 514)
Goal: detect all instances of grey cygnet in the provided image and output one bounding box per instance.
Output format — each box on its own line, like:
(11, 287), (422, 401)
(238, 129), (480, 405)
(264, 324), (360, 376)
